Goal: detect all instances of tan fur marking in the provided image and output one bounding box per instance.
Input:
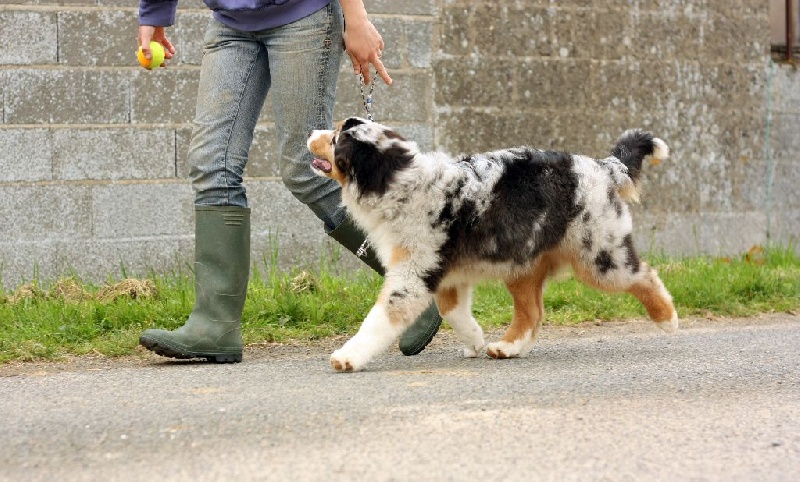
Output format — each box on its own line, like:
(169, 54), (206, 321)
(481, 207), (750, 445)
(388, 246), (410, 267)
(500, 254), (556, 345)
(627, 270), (676, 322)
(309, 131), (347, 185)
(308, 132), (333, 160)
(618, 183), (641, 203)
(435, 287), (459, 316)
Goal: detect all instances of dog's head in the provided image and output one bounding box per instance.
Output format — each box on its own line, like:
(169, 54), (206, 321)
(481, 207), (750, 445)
(307, 117), (417, 198)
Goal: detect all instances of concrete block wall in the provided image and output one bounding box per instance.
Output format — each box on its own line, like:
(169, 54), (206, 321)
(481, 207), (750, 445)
(435, 0), (796, 257)
(1, 0), (797, 288)
(0, 0), (436, 288)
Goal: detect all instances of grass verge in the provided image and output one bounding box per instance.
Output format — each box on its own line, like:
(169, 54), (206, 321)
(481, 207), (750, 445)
(1, 245), (797, 363)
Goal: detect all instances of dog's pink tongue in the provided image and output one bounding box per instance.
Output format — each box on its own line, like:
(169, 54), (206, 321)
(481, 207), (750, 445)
(312, 158), (332, 173)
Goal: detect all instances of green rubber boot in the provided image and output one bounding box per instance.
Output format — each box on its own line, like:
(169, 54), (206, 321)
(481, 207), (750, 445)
(140, 206), (250, 363)
(328, 218), (442, 356)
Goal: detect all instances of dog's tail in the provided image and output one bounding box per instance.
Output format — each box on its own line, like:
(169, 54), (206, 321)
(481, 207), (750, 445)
(610, 129), (669, 202)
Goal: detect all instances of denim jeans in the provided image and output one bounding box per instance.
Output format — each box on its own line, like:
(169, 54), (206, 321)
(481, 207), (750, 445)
(189, 2), (347, 230)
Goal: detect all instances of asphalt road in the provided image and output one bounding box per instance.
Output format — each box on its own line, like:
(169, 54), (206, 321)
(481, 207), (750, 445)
(1, 314), (798, 481)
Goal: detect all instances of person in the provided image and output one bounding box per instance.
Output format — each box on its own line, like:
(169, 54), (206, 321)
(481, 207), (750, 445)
(136, 0), (442, 363)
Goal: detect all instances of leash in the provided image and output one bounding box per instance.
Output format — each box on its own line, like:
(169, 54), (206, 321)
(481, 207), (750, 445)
(358, 70), (377, 121)
(355, 70), (378, 259)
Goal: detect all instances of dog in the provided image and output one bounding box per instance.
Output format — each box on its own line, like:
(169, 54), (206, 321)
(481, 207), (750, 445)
(308, 117), (677, 372)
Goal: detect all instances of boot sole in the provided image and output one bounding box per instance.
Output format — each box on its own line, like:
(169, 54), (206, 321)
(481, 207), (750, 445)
(139, 336), (242, 363)
(399, 312), (442, 356)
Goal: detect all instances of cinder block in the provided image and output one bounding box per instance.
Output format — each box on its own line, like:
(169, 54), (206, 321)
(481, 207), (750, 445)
(512, 59), (591, 110)
(0, 11), (58, 65)
(246, 179), (336, 271)
(0, 185), (93, 241)
(471, 4), (551, 57)
(131, 69), (200, 124)
(368, 0), (437, 15)
(632, 11), (704, 62)
(769, 209), (800, 246)
(4, 69), (130, 124)
(175, 126), (193, 179)
(769, 154), (800, 209)
(0, 240), (59, 289)
(406, 21), (433, 68)
(0, 128), (53, 182)
(370, 17), (406, 70)
(174, 11), (210, 66)
(391, 123), (433, 152)
(632, 211), (768, 256)
(440, 6), (475, 57)
(771, 66), (800, 112)
(1, 237), (194, 287)
(702, 12), (770, 64)
(52, 127), (176, 181)
(435, 110), (560, 154)
(550, 7), (595, 59)
(58, 10), (137, 66)
(92, 181), (194, 238)
(245, 124), (280, 178)
(592, 10), (634, 60)
(434, 57), (517, 108)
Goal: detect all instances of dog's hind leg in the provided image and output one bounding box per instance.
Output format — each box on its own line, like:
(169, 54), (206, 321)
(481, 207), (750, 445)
(436, 285), (485, 357)
(486, 257), (555, 359)
(573, 250), (678, 333)
(625, 264), (678, 333)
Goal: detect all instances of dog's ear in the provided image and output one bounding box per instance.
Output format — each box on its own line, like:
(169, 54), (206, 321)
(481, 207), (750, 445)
(335, 130), (414, 198)
(341, 117), (368, 133)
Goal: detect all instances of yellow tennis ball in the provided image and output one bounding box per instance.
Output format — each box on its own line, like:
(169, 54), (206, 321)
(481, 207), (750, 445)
(137, 41), (165, 70)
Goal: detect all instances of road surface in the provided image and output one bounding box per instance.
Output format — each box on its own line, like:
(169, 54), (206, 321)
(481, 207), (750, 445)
(1, 314), (798, 481)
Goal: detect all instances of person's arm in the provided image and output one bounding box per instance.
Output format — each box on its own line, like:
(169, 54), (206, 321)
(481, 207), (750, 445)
(138, 1), (177, 65)
(340, 0), (391, 85)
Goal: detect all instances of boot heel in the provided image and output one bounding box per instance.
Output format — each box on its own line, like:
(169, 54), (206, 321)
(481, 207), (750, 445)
(207, 353), (243, 363)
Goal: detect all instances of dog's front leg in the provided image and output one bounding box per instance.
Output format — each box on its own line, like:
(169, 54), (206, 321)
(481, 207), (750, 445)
(435, 285), (485, 357)
(330, 301), (404, 372)
(331, 273), (433, 372)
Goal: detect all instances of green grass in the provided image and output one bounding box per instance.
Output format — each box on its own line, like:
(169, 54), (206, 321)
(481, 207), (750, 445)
(1, 246), (798, 364)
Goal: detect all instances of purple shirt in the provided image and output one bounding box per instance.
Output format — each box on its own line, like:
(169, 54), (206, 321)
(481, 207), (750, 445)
(139, 0), (332, 32)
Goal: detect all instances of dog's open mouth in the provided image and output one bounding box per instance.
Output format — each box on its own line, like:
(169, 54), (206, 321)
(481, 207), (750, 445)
(312, 158), (332, 174)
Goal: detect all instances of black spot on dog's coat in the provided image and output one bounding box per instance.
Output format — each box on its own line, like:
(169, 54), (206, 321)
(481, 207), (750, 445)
(622, 234), (640, 273)
(595, 250), (616, 275)
(341, 117), (367, 133)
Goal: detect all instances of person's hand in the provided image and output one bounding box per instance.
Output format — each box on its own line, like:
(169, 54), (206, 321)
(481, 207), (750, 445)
(343, 16), (392, 85)
(138, 25), (176, 66)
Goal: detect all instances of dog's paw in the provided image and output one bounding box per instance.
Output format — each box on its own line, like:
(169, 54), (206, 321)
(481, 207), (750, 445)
(461, 339), (485, 358)
(655, 313), (679, 334)
(486, 341), (521, 359)
(330, 348), (366, 372)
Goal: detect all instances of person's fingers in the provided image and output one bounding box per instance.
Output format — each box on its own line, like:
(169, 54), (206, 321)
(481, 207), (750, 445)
(161, 38), (176, 59)
(361, 64), (371, 85)
(347, 52), (363, 78)
(138, 27), (154, 59)
(372, 57), (392, 85)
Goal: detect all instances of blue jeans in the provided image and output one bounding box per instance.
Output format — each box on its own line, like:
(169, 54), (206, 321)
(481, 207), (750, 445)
(189, 3), (347, 230)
